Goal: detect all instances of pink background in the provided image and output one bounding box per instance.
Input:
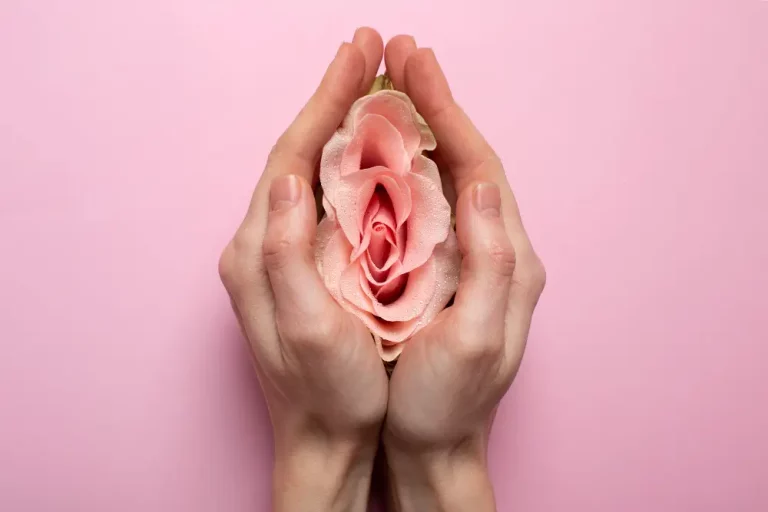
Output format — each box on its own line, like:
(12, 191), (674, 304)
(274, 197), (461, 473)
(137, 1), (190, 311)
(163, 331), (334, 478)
(1, 0), (767, 510)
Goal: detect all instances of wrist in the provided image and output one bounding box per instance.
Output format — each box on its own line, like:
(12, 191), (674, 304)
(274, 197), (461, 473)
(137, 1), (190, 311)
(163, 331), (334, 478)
(273, 429), (378, 512)
(384, 435), (496, 512)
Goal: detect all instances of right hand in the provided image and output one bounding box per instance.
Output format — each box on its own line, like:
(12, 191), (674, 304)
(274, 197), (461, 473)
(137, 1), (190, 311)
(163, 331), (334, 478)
(381, 36), (547, 511)
(218, 28), (389, 512)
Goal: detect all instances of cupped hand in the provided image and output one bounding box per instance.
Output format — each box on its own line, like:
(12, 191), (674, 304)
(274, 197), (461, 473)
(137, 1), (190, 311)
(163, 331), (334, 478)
(382, 36), (547, 511)
(218, 28), (388, 512)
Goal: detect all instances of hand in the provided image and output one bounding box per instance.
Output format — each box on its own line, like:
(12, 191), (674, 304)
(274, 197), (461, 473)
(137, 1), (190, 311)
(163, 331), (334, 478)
(218, 28), (388, 512)
(381, 36), (547, 511)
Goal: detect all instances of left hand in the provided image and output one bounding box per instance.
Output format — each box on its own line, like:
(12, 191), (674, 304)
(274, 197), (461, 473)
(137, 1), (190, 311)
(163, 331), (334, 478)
(218, 28), (388, 512)
(380, 36), (547, 511)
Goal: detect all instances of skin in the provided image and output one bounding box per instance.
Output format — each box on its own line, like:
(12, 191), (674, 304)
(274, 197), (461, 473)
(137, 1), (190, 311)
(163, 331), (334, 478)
(218, 27), (545, 512)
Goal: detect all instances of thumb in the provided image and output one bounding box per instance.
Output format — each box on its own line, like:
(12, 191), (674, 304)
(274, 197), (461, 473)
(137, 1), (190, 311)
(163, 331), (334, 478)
(452, 182), (517, 339)
(262, 175), (336, 323)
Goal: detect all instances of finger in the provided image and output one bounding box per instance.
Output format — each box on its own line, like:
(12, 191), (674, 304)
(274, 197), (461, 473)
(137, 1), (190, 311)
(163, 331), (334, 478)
(403, 48), (497, 193)
(268, 42), (366, 184)
(261, 174), (339, 327)
(352, 27), (384, 95)
(238, 41), (366, 239)
(401, 47), (546, 329)
(384, 35), (416, 91)
(451, 182), (516, 353)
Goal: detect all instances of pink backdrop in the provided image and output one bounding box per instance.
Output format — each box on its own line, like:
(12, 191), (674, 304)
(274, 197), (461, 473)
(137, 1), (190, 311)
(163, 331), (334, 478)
(1, 0), (767, 510)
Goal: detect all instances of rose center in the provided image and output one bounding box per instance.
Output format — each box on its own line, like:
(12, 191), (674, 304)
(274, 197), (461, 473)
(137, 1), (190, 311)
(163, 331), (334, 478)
(368, 223), (390, 269)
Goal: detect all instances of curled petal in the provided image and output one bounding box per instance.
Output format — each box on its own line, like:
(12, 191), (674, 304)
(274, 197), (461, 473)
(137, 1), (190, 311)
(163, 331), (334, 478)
(399, 169), (452, 273)
(375, 335), (406, 362)
(341, 114), (409, 176)
(352, 90), (436, 156)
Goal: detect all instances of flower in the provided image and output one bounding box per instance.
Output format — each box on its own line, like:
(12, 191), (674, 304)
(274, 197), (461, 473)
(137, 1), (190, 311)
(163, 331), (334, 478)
(315, 89), (461, 361)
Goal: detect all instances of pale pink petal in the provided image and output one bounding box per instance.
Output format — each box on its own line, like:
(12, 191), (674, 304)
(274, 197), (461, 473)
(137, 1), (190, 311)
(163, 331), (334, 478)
(399, 171), (451, 273)
(315, 216), (340, 277)
(339, 262), (374, 314)
(368, 224), (390, 268)
(411, 154), (442, 186)
(371, 196), (396, 230)
(361, 230), (460, 344)
(341, 114), (409, 176)
(317, 228), (353, 303)
(377, 235), (400, 271)
(355, 194), (380, 258)
(362, 255), (402, 286)
(360, 314), (419, 343)
(371, 256), (436, 322)
(375, 274), (407, 304)
(375, 336), (406, 362)
(405, 230), (461, 334)
(319, 131), (351, 209)
(322, 195), (337, 222)
(352, 91), (436, 157)
(320, 91), (436, 214)
(335, 167), (411, 249)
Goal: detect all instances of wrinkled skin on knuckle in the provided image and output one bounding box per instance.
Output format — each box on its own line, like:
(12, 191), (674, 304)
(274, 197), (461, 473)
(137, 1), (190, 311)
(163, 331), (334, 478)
(487, 239), (517, 278)
(261, 231), (295, 272)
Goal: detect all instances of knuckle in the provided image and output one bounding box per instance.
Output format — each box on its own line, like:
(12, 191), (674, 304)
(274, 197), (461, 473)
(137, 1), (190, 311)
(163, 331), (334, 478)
(456, 335), (502, 362)
(217, 242), (237, 286)
(486, 240), (517, 277)
(285, 315), (340, 353)
(454, 318), (504, 361)
(514, 255), (547, 305)
(261, 232), (295, 271)
(219, 232), (264, 293)
(531, 257), (547, 292)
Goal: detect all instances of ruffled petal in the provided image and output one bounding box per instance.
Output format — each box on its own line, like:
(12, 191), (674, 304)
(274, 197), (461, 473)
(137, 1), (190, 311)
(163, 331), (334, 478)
(351, 90), (436, 157)
(341, 114), (409, 176)
(399, 170), (451, 273)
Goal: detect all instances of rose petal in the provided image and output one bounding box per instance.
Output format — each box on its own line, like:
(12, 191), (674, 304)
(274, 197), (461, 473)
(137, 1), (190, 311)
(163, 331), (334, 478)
(359, 315), (419, 343)
(375, 274), (408, 304)
(370, 256), (436, 322)
(317, 227), (352, 303)
(336, 167), (411, 249)
(375, 336), (406, 362)
(352, 91), (436, 157)
(320, 132), (351, 208)
(411, 154), (442, 186)
(320, 91), (436, 213)
(368, 224), (390, 268)
(341, 114), (409, 176)
(354, 188), (397, 261)
(362, 255), (400, 286)
(398, 169), (452, 273)
(340, 263), (375, 314)
(405, 230), (461, 333)
(315, 216), (340, 277)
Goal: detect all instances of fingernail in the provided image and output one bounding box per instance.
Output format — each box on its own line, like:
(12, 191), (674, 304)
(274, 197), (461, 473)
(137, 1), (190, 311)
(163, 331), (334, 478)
(473, 183), (501, 218)
(270, 175), (301, 212)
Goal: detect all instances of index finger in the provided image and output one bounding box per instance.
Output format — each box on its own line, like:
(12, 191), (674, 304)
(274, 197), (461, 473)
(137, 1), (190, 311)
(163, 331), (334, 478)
(242, 32), (383, 228)
(391, 44), (547, 320)
(401, 48), (499, 194)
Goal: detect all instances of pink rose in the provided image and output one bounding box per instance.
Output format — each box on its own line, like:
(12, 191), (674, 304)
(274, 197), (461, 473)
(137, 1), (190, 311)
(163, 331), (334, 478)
(315, 90), (461, 361)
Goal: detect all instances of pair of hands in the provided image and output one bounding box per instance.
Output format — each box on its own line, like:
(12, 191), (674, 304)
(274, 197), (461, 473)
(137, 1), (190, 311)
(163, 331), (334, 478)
(218, 28), (545, 512)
